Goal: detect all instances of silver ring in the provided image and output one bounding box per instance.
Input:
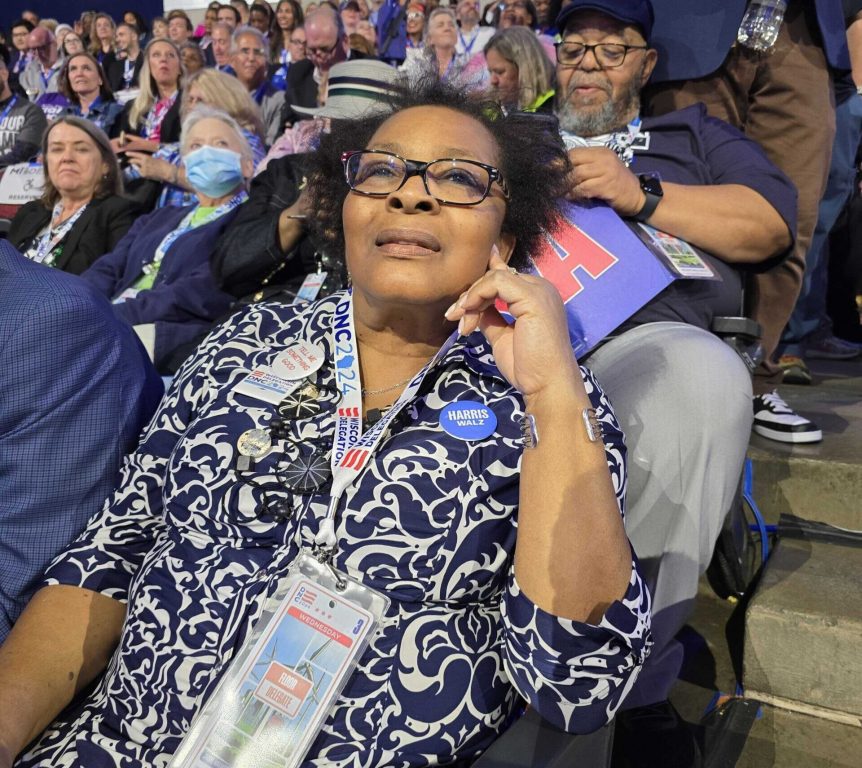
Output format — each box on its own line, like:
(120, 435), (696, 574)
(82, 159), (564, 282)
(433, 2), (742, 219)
(508, 267), (519, 276)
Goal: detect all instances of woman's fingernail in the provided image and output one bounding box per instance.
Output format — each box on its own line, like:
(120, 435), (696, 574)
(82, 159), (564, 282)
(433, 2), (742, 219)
(444, 301), (458, 318)
(458, 315), (467, 335)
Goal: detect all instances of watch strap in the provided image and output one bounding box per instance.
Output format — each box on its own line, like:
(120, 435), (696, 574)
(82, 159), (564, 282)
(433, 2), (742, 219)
(633, 189), (661, 222)
(633, 174), (662, 222)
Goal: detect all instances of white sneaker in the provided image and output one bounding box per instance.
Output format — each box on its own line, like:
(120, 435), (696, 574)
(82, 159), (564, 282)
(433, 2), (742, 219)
(753, 391), (822, 443)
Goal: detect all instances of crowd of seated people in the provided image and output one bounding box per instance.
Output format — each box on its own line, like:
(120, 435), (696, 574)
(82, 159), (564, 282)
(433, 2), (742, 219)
(0, 1), (860, 766)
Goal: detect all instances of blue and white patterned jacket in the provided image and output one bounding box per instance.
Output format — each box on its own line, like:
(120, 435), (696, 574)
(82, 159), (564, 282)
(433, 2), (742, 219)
(23, 292), (651, 768)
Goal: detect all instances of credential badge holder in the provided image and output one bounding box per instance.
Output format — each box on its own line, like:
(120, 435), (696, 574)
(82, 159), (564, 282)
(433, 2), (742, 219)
(169, 549), (389, 768)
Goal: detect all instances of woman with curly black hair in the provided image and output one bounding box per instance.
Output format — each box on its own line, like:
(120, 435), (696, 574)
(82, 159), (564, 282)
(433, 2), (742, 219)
(0, 79), (650, 768)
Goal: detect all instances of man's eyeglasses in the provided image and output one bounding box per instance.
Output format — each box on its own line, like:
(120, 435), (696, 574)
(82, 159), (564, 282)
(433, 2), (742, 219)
(289, 37), (307, 46)
(237, 46), (266, 58)
(307, 41), (339, 57)
(28, 43), (52, 53)
(555, 41), (648, 68)
(407, 11), (425, 21)
(342, 149), (509, 206)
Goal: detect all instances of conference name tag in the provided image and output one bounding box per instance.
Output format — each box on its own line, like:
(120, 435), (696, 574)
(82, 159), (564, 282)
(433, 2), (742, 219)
(169, 551), (388, 768)
(637, 224), (716, 279)
(295, 272), (328, 304)
(234, 341), (325, 404)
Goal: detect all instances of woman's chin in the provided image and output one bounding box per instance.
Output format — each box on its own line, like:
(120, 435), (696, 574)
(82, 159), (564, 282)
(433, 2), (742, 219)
(54, 180), (94, 199)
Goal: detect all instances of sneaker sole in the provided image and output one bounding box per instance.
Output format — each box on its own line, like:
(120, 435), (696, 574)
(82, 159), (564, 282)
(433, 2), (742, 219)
(781, 369), (812, 385)
(753, 424), (823, 443)
(805, 349), (860, 361)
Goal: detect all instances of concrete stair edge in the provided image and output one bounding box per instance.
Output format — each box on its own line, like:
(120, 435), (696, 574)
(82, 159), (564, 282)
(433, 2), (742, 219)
(743, 538), (862, 718)
(743, 691), (862, 728)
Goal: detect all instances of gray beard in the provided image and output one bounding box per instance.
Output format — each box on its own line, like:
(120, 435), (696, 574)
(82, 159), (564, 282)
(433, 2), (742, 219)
(555, 71), (644, 137)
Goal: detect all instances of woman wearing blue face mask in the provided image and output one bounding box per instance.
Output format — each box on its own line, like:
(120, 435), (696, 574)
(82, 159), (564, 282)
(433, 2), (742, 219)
(80, 106), (253, 373)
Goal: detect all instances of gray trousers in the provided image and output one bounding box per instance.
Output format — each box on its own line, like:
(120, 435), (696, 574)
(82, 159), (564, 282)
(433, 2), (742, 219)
(587, 322), (753, 707)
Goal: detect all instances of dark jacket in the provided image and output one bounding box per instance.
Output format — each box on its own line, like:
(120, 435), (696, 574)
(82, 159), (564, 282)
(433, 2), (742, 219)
(649, 0), (850, 82)
(106, 52), (145, 92)
(81, 202), (241, 372)
(0, 241), (162, 641)
(7, 195), (142, 276)
(212, 153), (346, 301)
(116, 89), (183, 141)
(281, 50), (368, 126)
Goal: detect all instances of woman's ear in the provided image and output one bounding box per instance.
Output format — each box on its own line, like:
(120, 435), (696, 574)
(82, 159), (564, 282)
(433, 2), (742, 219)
(495, 232), (516, 264)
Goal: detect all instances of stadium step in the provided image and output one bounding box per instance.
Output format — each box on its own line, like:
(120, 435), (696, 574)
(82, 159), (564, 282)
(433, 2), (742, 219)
(747, 370), (862, 530)
(737, 702), (862, 767)
(744, 536), (862, 721)
(671, 357), (862, 764)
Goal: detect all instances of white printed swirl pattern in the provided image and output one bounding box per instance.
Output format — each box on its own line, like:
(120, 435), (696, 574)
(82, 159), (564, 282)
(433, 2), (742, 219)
(19, 292), (651, 768)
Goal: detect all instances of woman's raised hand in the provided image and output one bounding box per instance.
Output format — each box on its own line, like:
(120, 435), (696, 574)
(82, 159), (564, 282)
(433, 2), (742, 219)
(445, 247), (581, 403)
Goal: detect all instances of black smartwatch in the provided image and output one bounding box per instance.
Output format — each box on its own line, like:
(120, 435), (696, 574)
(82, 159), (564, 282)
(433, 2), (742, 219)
(633, 174), (663, 222)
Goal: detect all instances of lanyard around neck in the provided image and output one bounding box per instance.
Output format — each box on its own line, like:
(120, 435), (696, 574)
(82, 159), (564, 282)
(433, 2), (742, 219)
(123, 57), (134, 85)
(132, 191), (247, 288)
(0, 95), (19, 123)
(33, 202), (88, 265)
(316, 291), (458, 549)
(458, 27), (478, 54)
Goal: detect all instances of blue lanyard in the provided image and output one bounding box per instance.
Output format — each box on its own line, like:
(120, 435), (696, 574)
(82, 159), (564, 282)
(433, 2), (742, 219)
(143, 191), (248, 276)
(123, 57), (134, 87)
(458, 29), (478, 55)
(441, 55), (456, 81)
(0, 95), (19, 124)
(40, 65), (58, 90)
(14, 53), (30, 74)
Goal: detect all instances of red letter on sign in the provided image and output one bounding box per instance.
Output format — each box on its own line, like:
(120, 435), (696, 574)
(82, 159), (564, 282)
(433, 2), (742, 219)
(537, 226), (619, 303)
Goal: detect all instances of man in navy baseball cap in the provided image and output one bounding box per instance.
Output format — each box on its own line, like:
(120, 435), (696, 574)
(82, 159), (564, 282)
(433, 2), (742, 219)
(549, 0), (797, 767)
(555, 0), (654, 42)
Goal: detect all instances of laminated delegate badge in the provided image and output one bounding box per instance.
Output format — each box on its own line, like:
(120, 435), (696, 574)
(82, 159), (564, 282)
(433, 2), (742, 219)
(169, 551), (389, 768)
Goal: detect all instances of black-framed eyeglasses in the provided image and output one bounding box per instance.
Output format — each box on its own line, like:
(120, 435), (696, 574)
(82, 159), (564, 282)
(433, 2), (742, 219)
(555, 41), (648, 69)
(342, 149), (509, 206)
(307, 40), (338, 57)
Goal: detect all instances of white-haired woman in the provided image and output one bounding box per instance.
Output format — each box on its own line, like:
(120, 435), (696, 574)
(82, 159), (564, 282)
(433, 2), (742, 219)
(400, 7), (487, 88)
(80, 107), (253, 372)
(112, 38), (184, 154)
(122, 67), (267, 209)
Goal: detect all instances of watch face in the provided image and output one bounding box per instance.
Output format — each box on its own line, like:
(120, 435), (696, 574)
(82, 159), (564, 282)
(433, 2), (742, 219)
(640, 175), (663, 197)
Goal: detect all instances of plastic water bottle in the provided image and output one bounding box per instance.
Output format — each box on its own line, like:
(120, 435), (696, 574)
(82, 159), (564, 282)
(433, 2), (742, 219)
(736, 0), (787, 53)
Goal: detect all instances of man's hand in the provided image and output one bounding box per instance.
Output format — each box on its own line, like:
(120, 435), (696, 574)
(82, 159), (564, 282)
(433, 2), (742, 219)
(276, 188), (311, 252)
(567, 146), (645, 217)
